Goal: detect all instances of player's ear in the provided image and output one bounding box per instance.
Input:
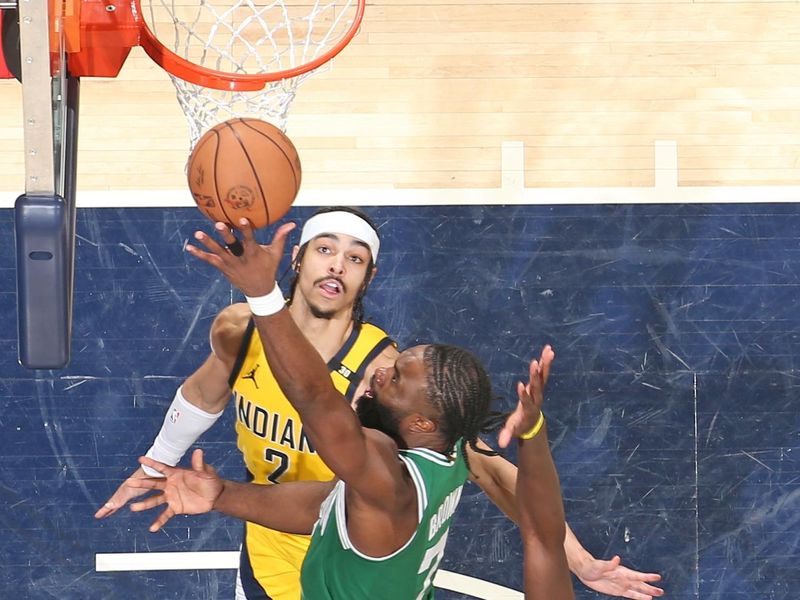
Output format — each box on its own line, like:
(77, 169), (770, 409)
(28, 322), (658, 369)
(291, 245), (300, 271)
(407, 413), (437, 434)
(366, 264), (377, 286)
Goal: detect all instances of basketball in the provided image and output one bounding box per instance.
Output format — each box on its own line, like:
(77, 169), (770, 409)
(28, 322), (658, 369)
(187, 118), (302, 229)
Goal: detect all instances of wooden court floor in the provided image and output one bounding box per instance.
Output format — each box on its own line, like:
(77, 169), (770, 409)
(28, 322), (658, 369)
(2, 0), (800, 197)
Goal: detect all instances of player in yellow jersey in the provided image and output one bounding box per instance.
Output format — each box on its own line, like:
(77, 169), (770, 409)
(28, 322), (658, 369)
(96, 207), (663, 600)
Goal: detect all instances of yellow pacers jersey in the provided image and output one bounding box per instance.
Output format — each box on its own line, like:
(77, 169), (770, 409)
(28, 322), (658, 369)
(229, 318), (394, 600)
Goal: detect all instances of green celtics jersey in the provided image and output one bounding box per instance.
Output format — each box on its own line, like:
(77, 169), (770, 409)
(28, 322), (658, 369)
(300, 446), (469, 600)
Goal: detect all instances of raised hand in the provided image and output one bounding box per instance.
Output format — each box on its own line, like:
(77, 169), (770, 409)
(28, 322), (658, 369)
(498, 344), (554, 449)
(127, 449), (224, 532)
(575, 555), (664, 599)
(185, 219), (296, 298)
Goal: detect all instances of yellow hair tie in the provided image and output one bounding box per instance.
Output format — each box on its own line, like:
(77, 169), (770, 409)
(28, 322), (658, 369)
(519, 412), (545, 440)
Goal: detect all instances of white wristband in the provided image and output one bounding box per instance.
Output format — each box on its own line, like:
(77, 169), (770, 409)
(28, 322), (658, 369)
(142, 386), (224, 477)
(245, 283), (286, 317)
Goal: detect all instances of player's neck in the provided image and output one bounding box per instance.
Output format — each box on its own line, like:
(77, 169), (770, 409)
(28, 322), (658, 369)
(405, 434), (450, 455)
(288, 297), (356, 361)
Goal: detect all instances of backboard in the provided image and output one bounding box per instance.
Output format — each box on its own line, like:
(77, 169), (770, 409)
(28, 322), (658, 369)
(12, 0), (79, 369)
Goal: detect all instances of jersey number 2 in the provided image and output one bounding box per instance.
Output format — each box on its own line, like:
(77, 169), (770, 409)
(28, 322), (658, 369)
(264, 448), (290, 483)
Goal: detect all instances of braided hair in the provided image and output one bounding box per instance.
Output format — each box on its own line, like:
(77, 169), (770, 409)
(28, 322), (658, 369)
(287, 206), (378, 322)
(423, 344), (500, 471)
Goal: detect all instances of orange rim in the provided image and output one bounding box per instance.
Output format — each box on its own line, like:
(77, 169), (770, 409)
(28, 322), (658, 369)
(135, 0), (366, 92)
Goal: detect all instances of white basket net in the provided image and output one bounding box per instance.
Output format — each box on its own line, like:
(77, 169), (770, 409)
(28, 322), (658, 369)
(143, 0), (360, 147)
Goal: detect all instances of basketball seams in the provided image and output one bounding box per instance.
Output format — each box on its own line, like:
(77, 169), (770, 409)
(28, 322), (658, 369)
(211, 129), (236, 227)
(188, 130), (225, 225)
(240, 118), (302, 195)
(230, 118), (271, 226)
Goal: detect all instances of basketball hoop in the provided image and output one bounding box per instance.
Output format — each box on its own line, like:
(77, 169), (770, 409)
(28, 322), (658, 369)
(137, 0), (366, 147)
(43, 0), (364, 147)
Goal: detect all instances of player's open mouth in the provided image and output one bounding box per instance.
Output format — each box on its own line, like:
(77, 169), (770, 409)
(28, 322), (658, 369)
(319, 279), (343, 297)
(363, 387), (374, 399)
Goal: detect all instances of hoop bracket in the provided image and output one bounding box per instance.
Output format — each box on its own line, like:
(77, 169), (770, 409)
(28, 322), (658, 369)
(60, 0), (140, 78)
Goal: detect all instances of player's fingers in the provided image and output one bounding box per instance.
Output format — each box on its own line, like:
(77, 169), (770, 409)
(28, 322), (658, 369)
(214, 222), (238, 244)
(212, 222), (245, 257)
(540, 345), (554, 384)
(619, 566), (663, 588)
(234, 218), (257, 242)
(519, 385), (533, 408)
(138, 456), (173, 477)
(631, 582), (665, 596)
(130, 493), (166, 513)
(94, 501), (119, 519)
(269, 222), (297, 255)
(499, 404), (522, 448)
(149, 507), (176, 532)
(126, 478), (165, 492)
(516, 380), (532, 407)
(192, 230), (228, 255)
(184, 243), (225, 269)
(97, 489), (130, 515)
(497, 427), (512, 449)
(500, 396), (526, 446)
(191, 448), (205, 472)
(621, 589), (662, 600)
(528, 358), (539, 384)
(532, 360), (548, 405)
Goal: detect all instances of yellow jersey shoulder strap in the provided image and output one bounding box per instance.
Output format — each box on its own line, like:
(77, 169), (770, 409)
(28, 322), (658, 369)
(327, 321), (395, 401)
(227, 318), (257, 388)
(227, 318), (395, 402)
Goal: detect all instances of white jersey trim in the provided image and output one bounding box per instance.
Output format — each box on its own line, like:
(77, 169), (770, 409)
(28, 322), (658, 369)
(399, 455), (428, 522)
(402, 447), (457, 467)
(332, 458), (426, 562)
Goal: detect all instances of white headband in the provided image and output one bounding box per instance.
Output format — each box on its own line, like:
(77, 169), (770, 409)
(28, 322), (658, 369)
(299, 211), (380, 262)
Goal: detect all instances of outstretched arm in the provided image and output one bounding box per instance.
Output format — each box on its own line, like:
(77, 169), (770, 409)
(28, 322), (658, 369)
(563, 529), (664, 600)
(468, 451), (664, 599)
(128, 449), (333, 534)
(185, 221), (405, 505)
(470, 341), (664, 600)
(95, 305), (249, 520)
(499, 346), (574, 600)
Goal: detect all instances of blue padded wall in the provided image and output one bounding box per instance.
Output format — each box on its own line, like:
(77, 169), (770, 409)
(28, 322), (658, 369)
(0, 204), (797, 599)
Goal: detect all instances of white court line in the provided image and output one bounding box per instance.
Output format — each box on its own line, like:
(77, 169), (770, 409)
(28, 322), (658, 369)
(96, 551), (239, 571)
(654, 140), (678, 190)
(95, 551), (523, 599)
(501, 141), (525, 191)
(435, 570), (523, 600)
